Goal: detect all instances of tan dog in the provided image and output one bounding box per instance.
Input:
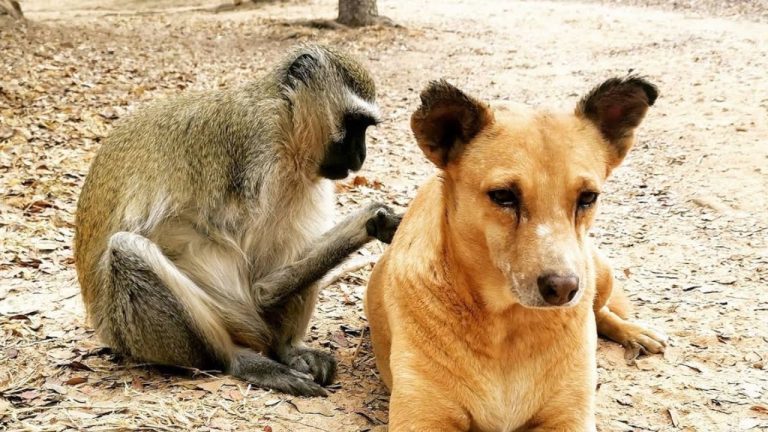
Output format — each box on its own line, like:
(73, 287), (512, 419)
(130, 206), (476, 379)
(365, 77), (668, 431)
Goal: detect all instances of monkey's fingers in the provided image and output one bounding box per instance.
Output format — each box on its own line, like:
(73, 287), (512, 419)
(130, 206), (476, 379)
(286, 348), (337, 386)
(237, 364), (327, 397)
(365, 205), (403, 244)
(249, 369), (328, 397)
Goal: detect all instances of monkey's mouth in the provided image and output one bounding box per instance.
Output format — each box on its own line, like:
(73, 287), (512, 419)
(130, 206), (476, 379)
(319, 164), (352, 180)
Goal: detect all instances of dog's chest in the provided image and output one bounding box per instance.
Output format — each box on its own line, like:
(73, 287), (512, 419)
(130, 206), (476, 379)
(466, 362), (546, 431)
(465, 314), (597, 432)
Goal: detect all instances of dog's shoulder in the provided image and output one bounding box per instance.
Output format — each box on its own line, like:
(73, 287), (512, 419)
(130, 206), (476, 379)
(386, 174), (447, 277)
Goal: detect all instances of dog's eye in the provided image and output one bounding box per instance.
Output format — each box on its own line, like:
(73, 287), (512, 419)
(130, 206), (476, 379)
(577, 191), (599, 209)
(488, 189), (520, 208)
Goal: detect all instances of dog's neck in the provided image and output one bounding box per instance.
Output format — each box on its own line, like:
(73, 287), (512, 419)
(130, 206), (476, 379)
(395, 175), (505, 314)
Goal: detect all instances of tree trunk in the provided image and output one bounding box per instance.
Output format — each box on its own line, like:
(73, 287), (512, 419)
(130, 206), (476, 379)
(0, 0), (23, 19)
(337, 0), (379, 27)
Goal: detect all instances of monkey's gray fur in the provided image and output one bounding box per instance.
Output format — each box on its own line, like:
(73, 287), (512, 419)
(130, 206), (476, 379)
(74, 44), (399, 396)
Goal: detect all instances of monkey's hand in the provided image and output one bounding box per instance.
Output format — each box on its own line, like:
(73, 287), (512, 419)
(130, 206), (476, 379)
(365, 204), (402, 244)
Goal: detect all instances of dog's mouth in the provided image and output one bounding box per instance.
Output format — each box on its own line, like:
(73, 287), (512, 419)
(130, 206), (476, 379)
(508, 280), (585, 309)
(495, 261), (585, 309)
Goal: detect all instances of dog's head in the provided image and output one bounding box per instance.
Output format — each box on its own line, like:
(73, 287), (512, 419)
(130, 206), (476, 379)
(411, 77), (657, 309)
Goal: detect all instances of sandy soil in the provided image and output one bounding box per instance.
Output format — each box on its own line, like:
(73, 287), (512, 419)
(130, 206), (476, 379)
(1, 0), (767, 431)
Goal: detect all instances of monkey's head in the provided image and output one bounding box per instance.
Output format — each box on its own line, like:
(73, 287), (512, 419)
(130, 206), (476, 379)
(280, 44), (381, 180)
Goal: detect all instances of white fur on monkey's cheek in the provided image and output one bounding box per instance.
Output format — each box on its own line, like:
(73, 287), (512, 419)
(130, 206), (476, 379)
(329, 128), (345, 143)
(346, 91), (381, 121)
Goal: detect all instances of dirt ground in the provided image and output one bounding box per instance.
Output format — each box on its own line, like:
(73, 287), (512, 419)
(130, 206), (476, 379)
(1, 0), (767, 431)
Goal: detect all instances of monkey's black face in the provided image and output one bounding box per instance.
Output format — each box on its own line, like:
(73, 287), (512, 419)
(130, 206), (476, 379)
(319, 112), (378, 180)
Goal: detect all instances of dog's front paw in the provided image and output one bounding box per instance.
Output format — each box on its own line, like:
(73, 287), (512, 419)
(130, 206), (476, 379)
(365, 203), (402, 244)
(621, 324), (668, 363)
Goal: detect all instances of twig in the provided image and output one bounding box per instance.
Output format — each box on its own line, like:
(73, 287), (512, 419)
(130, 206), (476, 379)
(12, 404), (129, 415)
(352, 326), (368, 363)
(316, 254), (380, 290)
(272, 414), (331, 431)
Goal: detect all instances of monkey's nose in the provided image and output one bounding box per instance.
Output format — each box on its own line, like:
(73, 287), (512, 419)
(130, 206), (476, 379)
(537, 273), (579, 306)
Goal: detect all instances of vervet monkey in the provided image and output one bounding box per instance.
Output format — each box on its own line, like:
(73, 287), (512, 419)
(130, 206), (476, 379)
(74, 44), (400, 396)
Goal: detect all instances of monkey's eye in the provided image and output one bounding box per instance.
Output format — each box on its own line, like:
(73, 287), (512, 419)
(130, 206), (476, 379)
(488, 189), (520, 208)
(577, 191), (599, 210)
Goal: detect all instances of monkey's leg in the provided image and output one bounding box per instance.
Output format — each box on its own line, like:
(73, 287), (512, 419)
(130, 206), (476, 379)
(265, 282), (336, 385)
(104, 232), (230, 368)
(105, 232), (326, 396)
(253, 203), (400, 309)
(253, 204), (399, 384)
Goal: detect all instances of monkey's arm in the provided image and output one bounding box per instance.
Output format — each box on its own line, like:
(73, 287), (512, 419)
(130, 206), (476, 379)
(253, 203), (400, 309)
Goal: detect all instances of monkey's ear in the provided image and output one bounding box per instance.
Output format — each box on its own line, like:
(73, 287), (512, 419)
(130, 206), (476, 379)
(411, 80), (493, 168)
(286, 53), (320, 87)
(575, 76), (658, 167)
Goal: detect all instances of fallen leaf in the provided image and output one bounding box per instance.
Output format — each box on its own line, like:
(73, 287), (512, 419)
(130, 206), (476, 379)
(43, 382), (67, 395)
(34, 241), (60, 251)
(196, 380), (224, 394)
(352, 175), (369, 187)
(290, 398), (335, 417)
(751, 405), (768, 415)
(99, 108), (119, 120)
(67, 361), (94, 372)
(177, 389), (206, 400)
(47, 348), (76, 361)
(19, 390), (39, 400)
(131, 375), (143, 390)
(228, 389), (243, 401)
(264, 398), (281, 407)
(208, 417), (234, 431)
(65, 376), (87, 385)
(0, 127), (13, 140)
(667, 407), (680, 428)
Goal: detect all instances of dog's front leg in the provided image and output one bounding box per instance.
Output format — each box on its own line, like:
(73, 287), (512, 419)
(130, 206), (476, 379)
(527, 420), (596, 432)
(595, 305), (667, 361)
(388, 388), (470, 432)
(593, 250), (668, 361)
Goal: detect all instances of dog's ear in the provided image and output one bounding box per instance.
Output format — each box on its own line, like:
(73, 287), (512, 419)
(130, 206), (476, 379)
(411, 80), (493, 168)
(576, 76), (658, 167)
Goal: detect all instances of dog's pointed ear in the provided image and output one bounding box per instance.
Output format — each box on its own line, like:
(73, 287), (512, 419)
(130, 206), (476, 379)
(576, 76), (658, 167)
(411, 80), (493, 168)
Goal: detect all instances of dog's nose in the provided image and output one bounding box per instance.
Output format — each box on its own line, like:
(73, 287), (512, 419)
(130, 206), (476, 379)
(537, 273), (579, 306)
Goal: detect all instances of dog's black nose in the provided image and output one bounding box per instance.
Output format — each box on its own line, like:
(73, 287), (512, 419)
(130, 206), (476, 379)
(537, 273), (579, 306)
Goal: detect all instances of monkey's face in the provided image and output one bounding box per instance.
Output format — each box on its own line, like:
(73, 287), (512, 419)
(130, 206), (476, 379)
(281, 45), (380, 181)
(319, 112), (379, 180)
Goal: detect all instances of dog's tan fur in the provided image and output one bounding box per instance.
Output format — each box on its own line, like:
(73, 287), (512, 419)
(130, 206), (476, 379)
(366, 78), (667, 431)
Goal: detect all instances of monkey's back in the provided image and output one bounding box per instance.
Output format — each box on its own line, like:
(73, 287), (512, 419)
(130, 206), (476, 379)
(74, 85), (280, 312)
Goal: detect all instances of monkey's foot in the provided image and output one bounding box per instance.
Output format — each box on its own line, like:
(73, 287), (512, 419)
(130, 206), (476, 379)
(231, 350), (327, 397)
(365, 203), (402, 244)
(282, 347), (337, 386)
